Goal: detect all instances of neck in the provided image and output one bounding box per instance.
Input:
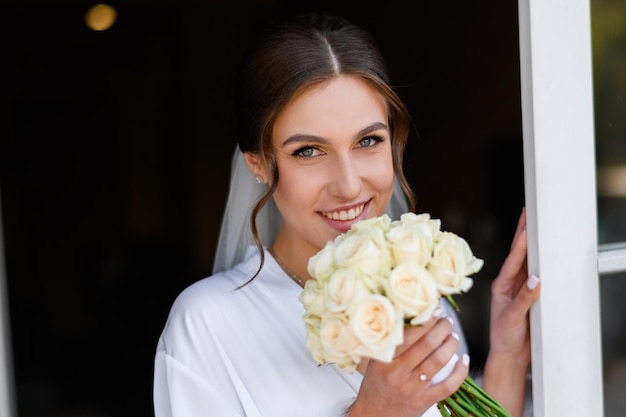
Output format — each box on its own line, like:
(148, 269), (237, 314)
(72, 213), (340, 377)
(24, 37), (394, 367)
(268, 245), (310, 287)
(270, 230), (318, 282)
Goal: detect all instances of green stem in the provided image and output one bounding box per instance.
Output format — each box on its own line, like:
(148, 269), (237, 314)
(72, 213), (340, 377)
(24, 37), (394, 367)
(444, 397), (470, 417)
(459, 378), (512, 417)
(461, 379), (508, 414)
(446, 295), (460, 312)
(437, 401), (453, 417)
(451, 391), (481, 413)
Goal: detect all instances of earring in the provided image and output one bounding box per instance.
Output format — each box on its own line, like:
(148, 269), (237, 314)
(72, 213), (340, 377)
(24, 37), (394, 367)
(254, 175), (263, 184)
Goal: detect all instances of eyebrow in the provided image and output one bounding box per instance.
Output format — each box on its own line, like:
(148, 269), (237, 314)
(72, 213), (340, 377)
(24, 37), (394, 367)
(280, 121), (389, 147)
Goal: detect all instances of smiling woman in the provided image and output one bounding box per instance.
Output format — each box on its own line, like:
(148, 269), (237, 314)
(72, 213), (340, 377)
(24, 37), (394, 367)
(153, 12), (539, 417)
(0, 2), (530, 416)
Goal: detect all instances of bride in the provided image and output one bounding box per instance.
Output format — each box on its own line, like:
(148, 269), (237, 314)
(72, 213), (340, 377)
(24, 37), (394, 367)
(153, 13), (540, 417)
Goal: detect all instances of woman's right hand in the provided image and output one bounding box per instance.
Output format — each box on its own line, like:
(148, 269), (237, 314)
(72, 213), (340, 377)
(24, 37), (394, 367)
(346, 310), (469, 417)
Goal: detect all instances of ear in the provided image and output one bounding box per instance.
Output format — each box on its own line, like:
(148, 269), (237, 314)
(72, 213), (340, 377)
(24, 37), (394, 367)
(243, 152), (269, 183)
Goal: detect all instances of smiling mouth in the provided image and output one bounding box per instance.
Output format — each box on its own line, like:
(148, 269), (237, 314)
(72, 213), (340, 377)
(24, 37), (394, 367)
(321, 203), (366, 221)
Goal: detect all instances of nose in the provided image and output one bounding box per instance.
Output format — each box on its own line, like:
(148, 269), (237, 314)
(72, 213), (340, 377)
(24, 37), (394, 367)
(327, 154), (362, 201)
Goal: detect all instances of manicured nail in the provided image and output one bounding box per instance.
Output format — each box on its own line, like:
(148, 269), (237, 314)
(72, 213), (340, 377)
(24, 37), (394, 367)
(527, 274), (540, 290)
(433, 306), (445, 318)
(462, 354), (470, 367)
(447, 316), (454, 326)
(452, 332), (459, 341)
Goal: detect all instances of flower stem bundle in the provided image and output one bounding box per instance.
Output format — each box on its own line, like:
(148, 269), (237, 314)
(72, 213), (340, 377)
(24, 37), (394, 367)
(437, 377), (512, 416)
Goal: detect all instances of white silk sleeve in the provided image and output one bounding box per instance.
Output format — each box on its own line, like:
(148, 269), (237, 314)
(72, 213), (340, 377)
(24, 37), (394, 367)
(154, 350), (251, 417)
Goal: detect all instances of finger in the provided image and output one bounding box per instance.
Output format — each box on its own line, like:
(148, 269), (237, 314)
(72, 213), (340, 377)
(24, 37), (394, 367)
(427, 353), (469, 398)
(509, 207), (527, 251)
(393, 319), (437, 358)
(494, 228), (528, 292)
(510, 223), (527, 257)
(394, 305), (445, 356)
(396, 316), (454, 371)
(416, 327), (460, 381)
(506, 274), (541, 319)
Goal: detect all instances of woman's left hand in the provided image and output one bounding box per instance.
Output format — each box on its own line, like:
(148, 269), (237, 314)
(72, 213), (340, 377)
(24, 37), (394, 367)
(489, 207), (540, 363)
(483, 208), (540, 417)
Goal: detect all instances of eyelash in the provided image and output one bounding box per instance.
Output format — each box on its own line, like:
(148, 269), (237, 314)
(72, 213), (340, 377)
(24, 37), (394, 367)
(291, 135), (385, 158)
(292, 146), (318, 158)
(358, 135), (384, 148)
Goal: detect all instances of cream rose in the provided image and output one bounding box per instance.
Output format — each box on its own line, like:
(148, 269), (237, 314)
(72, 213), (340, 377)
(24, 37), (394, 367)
(386, 216), (438, 267)
(333, 223), (391, 277)
(350, 213), (391, 232)
(349, 294), (404, 363)
(303, 317), (325, 365)
(385, 262), (441, 325)
(299, 279), (326, 317)
(399, 212), (440, 229)
(319, 313), (360, 372)
(324, 268), (371, 313)
(427, 231), (483, 295)
(307, 240), (337, 283)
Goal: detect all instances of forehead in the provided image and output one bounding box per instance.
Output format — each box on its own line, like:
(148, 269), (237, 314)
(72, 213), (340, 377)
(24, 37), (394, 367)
(273, 75), (389, 141)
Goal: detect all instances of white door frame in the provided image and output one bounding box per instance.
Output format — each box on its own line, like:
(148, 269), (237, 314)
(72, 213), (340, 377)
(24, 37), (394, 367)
(518, 0), (605, 415)
(0, 189), (16, 417)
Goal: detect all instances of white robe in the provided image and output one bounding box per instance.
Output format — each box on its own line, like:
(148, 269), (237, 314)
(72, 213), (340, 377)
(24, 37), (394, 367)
(154, 247), (465, 417)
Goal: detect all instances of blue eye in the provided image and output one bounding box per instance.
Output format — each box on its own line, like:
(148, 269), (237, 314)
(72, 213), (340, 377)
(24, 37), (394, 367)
(293, 146), (318, 158)
(358, 135), (383, 148)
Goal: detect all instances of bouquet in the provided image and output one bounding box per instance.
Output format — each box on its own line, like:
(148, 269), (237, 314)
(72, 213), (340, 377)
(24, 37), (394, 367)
(298, 213), (511, 417)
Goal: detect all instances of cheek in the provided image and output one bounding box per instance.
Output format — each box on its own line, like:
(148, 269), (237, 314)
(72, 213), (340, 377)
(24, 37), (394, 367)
(273, 169), (320, 213)
(367, 156), (396, 212)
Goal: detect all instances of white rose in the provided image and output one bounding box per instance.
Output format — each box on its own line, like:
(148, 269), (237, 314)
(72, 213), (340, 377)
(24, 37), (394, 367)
(319, 313), (360, 372)
(385, 262), (441, 325)
(299, 279), (326, 317)
(386, 218), (438, 267)
(350, 214), (391, 232)
(427, 231), (483, 295)
(349, 294), (404, 363)
(398, 212), (441, 232)
(334, 223), (392, 277)
(324, 268), (371, 313)
(307, 241), (337, 282)
(303, 317), (325, 365)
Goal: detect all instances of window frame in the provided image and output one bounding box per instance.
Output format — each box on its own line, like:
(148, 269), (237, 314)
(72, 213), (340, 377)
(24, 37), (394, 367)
(0, 193), (16, 417)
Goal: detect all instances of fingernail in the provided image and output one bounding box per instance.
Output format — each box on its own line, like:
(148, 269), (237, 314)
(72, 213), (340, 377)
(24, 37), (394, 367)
(447, 316), (454, 326)
(462, 354), (470, 367)
(527, 274), (540, 290)
(433, 306), (444, 318)
(452, 332), (459, 341)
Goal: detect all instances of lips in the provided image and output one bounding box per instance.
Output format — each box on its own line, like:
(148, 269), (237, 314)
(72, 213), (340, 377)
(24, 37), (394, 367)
(318, 201), (371, 233)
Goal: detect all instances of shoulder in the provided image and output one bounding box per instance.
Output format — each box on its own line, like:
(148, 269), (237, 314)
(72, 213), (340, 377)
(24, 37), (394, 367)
(156, 250), (268, 354)
(168, 253), (261, 321)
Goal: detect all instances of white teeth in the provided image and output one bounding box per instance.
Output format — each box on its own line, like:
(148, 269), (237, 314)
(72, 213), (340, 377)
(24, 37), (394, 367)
(323, 204), (364, 221)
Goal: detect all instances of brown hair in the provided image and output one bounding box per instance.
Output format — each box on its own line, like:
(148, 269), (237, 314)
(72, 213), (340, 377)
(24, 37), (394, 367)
(234, 13), (416, 280)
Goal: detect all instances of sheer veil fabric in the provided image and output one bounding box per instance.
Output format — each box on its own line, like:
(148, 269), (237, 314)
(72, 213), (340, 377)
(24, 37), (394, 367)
(212, 148), (411, 274)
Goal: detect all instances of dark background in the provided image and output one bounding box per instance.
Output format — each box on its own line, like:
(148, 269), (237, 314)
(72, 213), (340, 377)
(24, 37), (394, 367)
(0, 1), (525, 416)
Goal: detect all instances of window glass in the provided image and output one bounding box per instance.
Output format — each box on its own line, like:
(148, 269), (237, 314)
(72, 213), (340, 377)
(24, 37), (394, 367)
(600, 272), (626, 416)
(591, 0), (626, 245)
(591, 2), (626, 415)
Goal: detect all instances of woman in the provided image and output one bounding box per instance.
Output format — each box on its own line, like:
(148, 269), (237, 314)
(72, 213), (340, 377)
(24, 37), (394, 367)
(153, 13), (540, 417)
